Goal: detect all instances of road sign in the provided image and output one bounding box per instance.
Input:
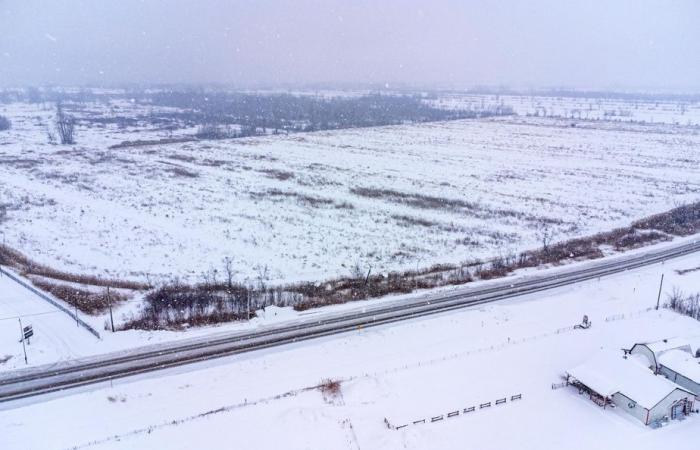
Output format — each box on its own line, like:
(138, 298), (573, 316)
(23, 325), (33, 341)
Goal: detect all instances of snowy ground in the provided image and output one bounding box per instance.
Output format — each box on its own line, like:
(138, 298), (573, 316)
(1, 100), (700, 285)
(0, 270), (102, 370)
(2, 243), (700, 449)
(431, 93), (700, 126)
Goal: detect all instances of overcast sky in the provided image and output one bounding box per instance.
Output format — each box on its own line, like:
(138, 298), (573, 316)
(1, 0), (699, 91)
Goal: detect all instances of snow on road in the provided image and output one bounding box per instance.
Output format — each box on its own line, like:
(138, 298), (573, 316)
(2, 245), (700, 449)
(0, 270), (100, 371)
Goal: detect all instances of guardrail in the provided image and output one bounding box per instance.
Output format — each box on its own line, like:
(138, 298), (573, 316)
(385, 394), (523, 430)
(0, 266), (101, 339)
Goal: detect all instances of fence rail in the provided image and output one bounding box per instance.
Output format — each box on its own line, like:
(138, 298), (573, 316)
(0, 266), (101, 339)
(386, 393), (523, 430)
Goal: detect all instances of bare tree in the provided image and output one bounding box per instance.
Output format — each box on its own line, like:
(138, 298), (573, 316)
(538, 224), (554, 254)
(349, 260), (364, 279)
(223, 257), (235, 290)
(55, 103), (76, 144)
(46, 126), (57, 145)
(254, 264), (270, 291)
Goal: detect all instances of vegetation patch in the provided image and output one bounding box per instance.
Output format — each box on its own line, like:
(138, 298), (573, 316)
(0, 244), (149, 291)
(0, 114), (11, 131)
(665, 288), (700, 323)
(3, 201), (699, 327)
(351, 186), (562, 225)
(31, 280), (127, 315)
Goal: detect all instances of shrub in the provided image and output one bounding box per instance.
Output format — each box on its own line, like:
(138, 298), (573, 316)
(665, 289), (700, 321)
(318, 379), (342, 400)
(31, 280), (126, 315)
(55, 104), (76, 144)
(0, 115), (10, 131)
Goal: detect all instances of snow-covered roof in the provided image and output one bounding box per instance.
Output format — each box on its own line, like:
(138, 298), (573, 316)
(568, 350), (689, 410)
(688, 337), (700, 356)
(658, 349), (700, 382)
(643, 338), (692, 356)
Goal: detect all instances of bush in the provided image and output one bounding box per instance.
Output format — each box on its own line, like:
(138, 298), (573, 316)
(665, 289), (700, 321)
(318, 379), (342, 402)
(0, 115), (10, 131)
(32, 280), (126, 315)
(55, 104), (76, 144)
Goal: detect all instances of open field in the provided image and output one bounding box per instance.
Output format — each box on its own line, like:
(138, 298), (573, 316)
(1, 98), (700, 288)
(431, 92), (700, 125)
(2, 243), (700, 450)
(0, 97), (700, 288)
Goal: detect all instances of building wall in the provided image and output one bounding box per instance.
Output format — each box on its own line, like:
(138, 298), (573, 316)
(630, 345), (656, 370)
(648, 389), (695, 424)
(659, 365), (700, 397)
(611, 392), (649, 424)
(612, 390), (694, 425)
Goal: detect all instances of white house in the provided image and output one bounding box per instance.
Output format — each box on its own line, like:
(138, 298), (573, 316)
(630, 338), (700, 396)
(567, 350), (695, 426)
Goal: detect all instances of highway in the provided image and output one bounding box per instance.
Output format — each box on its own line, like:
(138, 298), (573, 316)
(1, 238), (699, 402)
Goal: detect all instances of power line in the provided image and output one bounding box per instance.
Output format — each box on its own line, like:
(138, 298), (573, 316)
(0, 310), (62, 321)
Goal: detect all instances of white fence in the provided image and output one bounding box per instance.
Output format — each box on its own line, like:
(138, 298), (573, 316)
(385, 394), (523, 430)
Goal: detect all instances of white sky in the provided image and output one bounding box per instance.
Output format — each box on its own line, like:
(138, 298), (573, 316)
(1, 0), (699, 91)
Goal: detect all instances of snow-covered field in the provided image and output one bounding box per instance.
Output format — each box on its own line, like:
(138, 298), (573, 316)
(431, 93), (700, 126)
(1, 100), (700, 285)
(2, 239), (700, 450)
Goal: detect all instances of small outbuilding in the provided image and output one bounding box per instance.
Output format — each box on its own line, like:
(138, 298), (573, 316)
(630, 338), (700, 396)
(567, 350), (695, 426)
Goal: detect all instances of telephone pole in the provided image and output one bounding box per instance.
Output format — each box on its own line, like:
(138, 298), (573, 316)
(655, 273), (665, 310)
(107, 286), (115, 332)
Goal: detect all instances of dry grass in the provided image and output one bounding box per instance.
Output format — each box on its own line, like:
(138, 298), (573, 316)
(318, 379), (342, 402)
(31, 280), (127, 315)
(108, 137), (197, 149)
(259, 168), (295, 181)
(0, 244), (149, 290)
(166, 167), (200, 178)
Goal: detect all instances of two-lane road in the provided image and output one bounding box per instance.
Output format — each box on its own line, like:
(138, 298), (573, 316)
(1, 237), (699, 402)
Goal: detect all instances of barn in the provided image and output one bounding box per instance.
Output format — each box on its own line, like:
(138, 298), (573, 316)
(629, 338), (693, 371)
(630, 338), (700, 396)
(567, 350), (695, 426)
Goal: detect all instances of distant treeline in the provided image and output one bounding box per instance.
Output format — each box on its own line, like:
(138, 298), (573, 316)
(459, 87), (700, 103)
(147, 91), (513, 135)
(0, 87), (516, 138)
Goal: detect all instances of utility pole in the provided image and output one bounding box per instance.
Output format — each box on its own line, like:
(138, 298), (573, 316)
(107, 286), (115, 332)
(0, 230), (4, 278)
(655, 273), (665, 310)
(75, 300), (79, 327)
(18, 318), (27, 365)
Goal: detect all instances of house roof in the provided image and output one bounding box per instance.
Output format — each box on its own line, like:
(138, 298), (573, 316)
(568, 350), (690, 410)
(658, 349), (700, 383)
(642, 338), (692, 356)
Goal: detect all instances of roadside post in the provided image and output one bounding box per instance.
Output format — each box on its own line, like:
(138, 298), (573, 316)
(18, 318), (28, 364)
(107, 286), (115, 332)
